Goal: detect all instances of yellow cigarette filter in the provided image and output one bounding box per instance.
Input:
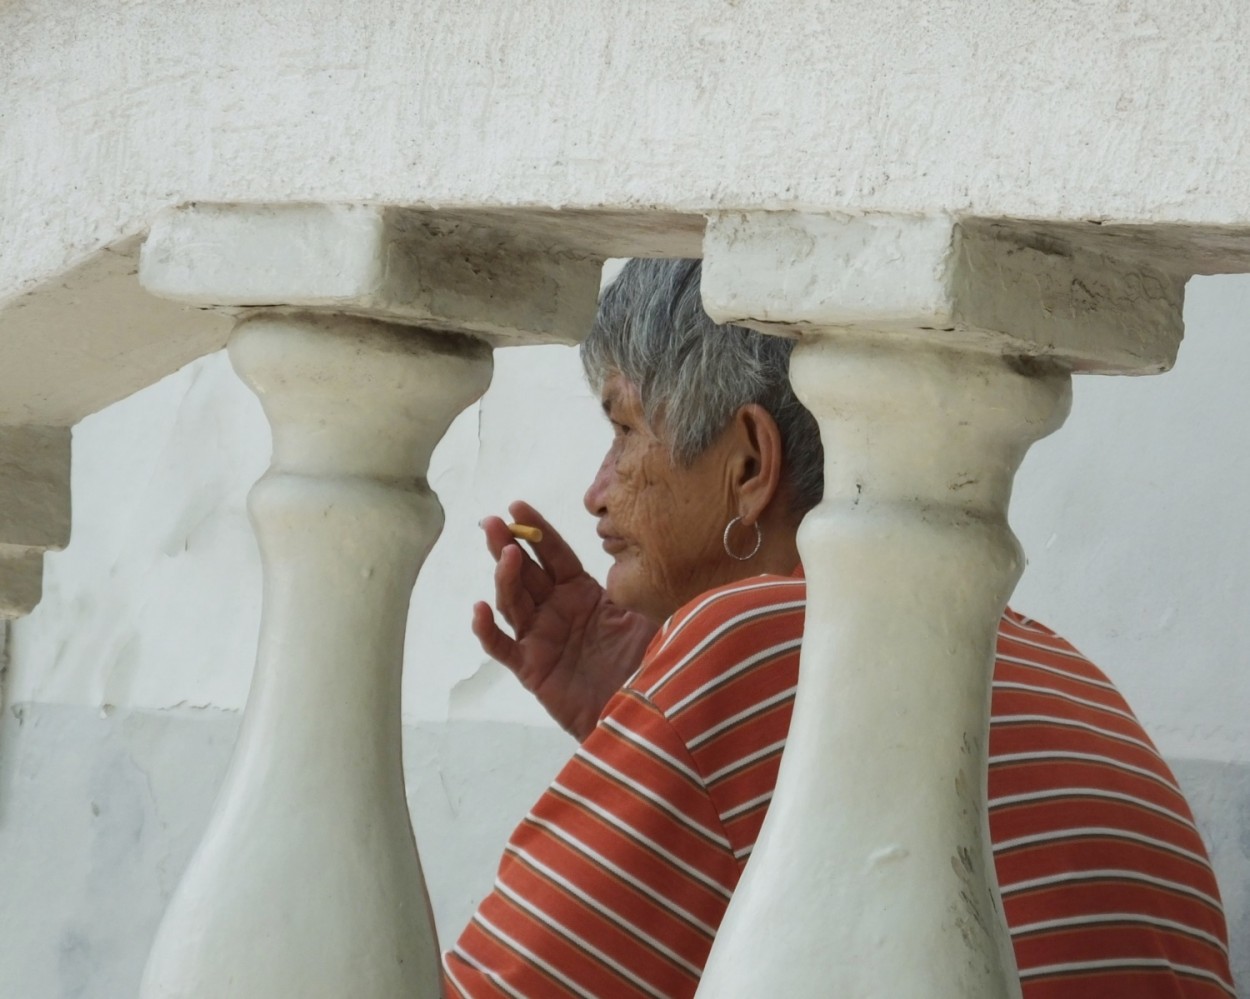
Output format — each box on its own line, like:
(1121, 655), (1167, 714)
(508, 523), (543, 543)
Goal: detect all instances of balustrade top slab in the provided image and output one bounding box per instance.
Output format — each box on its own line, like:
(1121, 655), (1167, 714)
(5, 0), (1250, 424)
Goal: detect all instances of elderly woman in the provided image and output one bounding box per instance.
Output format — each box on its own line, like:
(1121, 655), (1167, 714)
(443, 260), (1233, 999)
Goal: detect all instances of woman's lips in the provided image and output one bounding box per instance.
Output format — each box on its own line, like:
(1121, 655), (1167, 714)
(599, 533), (627, 555)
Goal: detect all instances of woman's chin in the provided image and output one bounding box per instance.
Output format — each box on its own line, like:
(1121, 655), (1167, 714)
(603, 562), (632, 604)
(604, 562), (652, 618)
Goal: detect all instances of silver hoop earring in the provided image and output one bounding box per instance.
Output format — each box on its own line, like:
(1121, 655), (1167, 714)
(723, 516), (763, 561)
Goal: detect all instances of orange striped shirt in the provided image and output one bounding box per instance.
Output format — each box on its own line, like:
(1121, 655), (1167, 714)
(445, 573), (1234, 998)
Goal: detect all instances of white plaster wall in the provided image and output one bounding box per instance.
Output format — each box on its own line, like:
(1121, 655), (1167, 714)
(1011, 274), (1250, 765)
(3, 275), (1249, 995)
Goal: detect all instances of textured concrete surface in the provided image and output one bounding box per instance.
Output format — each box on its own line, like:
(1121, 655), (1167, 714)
(8, 0), (1250, 306)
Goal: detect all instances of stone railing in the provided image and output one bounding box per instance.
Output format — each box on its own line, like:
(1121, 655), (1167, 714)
(7, 198), (1240, 997)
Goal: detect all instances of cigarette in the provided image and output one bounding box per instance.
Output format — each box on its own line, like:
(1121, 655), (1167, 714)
(508, 523), (543, 544)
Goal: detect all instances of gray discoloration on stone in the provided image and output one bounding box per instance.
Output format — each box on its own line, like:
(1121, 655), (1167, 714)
(0, 425), (70, 618)
(953, 221), (1186, 374)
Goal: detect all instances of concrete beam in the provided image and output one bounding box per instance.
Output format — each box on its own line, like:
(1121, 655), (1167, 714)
(702, 212), (1185, 375)
(0, 237), (232, 426)
(140, 204), (606, 346)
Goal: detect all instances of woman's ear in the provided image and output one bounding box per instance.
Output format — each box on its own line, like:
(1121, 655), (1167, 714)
(730, 403), (784, 525)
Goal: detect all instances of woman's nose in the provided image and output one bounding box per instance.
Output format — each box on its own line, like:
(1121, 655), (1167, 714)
(583, 457), (611, 516)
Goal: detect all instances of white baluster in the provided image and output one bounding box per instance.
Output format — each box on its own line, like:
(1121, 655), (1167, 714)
(136, 202), (600, 999)
(700, 336), (1067, 998)
(698, 212), (1182, 998)
(140, 312), (490, 997)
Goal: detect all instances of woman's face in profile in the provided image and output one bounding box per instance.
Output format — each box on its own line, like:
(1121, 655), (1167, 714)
(583, 373), (736, 621)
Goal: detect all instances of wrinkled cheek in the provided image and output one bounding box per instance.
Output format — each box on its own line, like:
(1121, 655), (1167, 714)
(642, 517), (690, 600)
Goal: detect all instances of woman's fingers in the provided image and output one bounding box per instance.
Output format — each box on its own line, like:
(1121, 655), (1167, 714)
(508, 500), (584, 584)
(494, 545), (542, 633)
(481, 516), (518, 560)
(471, 601), (523, 673)
(481, 514), (554, 604)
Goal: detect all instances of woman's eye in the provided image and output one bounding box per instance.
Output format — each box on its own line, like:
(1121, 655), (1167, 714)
(612, 420), (631, 437)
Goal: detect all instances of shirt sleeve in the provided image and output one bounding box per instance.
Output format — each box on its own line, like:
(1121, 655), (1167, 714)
(442, 687), (739, 999)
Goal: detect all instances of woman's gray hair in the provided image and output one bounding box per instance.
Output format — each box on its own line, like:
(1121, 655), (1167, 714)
(581, 258), (824, 515)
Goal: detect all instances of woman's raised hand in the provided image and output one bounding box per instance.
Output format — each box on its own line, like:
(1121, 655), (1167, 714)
(472, 501), (659, 740)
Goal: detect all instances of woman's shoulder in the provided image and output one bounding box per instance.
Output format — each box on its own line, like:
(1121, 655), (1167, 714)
(630, 572), (807, 711)
(654, 572), (806, 651)
(996, 606), (1122, 693)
